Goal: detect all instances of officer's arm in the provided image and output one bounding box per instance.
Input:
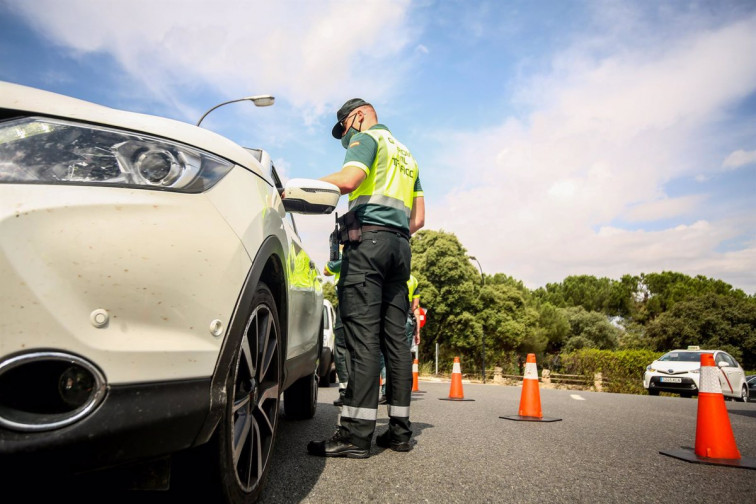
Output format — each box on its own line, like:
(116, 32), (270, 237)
(409, 196), (425, 235)
(320, 166), (366, 194)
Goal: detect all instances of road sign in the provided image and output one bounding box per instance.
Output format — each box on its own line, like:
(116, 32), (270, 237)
(418, 307), (427, 328)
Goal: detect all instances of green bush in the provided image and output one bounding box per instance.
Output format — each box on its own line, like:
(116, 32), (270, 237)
(559, 348), (664, 394)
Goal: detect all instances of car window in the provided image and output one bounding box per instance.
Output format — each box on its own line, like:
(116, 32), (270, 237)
(659, 351), (702, 362)
(267, 162), (299, 236)
(718, 353), (736, 367)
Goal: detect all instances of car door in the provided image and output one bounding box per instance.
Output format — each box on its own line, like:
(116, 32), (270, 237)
(269, 163), (321, 358)
(715, 352), (743, 397)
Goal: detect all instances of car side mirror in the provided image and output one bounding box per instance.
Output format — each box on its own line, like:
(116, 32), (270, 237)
(717, 361), (729, 368)
(282, 178), (340, 214)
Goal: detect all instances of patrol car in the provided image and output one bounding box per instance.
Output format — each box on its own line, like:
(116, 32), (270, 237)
(643, 347), (749, 401)
(0, 81), (340, 502)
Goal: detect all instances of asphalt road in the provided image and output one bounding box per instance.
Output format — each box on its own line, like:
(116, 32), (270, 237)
(260, 379), (756, 504)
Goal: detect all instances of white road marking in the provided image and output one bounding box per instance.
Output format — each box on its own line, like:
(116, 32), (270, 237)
(570, 394), (586, 401)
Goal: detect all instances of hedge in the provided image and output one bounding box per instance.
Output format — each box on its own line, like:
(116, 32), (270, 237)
(557, 348), (664, 394)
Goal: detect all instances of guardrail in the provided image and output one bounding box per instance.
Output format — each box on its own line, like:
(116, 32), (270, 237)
(431, 368), (611, 392)
(490, 368), (608, 391)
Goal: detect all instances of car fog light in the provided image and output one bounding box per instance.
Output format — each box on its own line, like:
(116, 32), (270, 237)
(58, 365), (96, 407)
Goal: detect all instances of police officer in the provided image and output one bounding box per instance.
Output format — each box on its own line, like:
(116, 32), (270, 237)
(379, 273), (421, 403)
(323, 250), (348, 407)
(307, 98), (425, 458)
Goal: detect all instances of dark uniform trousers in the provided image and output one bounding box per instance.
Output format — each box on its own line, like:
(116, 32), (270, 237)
(337, 230), (412, 449)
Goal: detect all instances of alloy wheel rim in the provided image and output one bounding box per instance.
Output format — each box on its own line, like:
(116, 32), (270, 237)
(231, 304), (280, 492)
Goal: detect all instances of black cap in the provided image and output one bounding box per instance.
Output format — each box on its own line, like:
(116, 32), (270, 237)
(331, 98), (370, 139)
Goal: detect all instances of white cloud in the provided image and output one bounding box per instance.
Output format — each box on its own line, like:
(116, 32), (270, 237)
(623, 195), (707, 223)
(9, 0), (415, 120)
(428, 14), (756, 293)
(722, 149), (756, 170)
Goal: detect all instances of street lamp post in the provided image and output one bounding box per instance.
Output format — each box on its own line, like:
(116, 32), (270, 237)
(196, 95), (275, 127)
(469, 255), (486, 384)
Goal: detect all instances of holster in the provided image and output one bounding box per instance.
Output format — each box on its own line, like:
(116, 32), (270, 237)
(337, 211), (362, 244)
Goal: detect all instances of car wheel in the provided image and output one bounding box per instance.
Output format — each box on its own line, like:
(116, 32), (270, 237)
(284, 368), (318, 420)
(214, 282), (282, 503)
(318, 351), (333, 387)
(328, 366), (337, 385)
(739, 384), (749, 402)
(647, 389), (659, 396)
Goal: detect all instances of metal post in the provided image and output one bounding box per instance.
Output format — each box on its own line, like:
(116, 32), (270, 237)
(469, 256), (486, 384)
(435, 342), (439, 375)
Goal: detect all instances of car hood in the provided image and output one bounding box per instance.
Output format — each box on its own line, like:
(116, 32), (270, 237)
(651, 361), (700, 373)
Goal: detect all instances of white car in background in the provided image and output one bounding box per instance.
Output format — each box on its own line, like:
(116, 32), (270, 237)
(0, 81), (339, 502)
(317, 299), (338, 386)
(643, 347), (748, 401)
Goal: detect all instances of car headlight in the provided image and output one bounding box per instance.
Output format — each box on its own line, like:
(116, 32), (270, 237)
(0, 117), (233, 193)
(646, 365), (656, 372)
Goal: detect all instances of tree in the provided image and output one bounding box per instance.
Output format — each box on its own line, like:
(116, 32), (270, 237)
(322, 281), (337, 307)
(410, 230), (479, 370)
(410, 230), (536, 372)
(645, 293), (756, 369)
(564, 307), (620, 350)
(634, 271), (747, 323)
(537, 302), (570, 353)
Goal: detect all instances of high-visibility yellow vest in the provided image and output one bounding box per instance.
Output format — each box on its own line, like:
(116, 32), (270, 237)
(407, 274), (419, 303)
(348, 128), (420, 230)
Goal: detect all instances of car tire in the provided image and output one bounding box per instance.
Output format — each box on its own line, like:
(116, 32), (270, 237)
(739, 384), (749, 402)
(318, 350), (333, 387)
(212, 282), (282, 503)
(647, 389), (659, 396)
(284, 368), (318, 420)
(328, 366), (337, 385)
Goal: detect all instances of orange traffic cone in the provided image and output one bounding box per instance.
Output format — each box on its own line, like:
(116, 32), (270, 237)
(500, 354), (561, 422)
(439, 356), (474, 401)
(411, 358), (425, 394)
(661, 353), (756, 468)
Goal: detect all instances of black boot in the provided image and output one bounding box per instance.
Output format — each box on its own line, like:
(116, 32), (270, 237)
(307, 429), (370, 459)
(376, 430), (412, 452)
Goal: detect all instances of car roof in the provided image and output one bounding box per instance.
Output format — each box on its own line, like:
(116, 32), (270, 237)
(0, 81), (265, 179)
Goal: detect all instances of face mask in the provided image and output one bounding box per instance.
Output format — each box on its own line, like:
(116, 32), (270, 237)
(341, 127), (359, 149)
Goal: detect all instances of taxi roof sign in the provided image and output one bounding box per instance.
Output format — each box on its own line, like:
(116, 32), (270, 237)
(687, 345), (700, 350)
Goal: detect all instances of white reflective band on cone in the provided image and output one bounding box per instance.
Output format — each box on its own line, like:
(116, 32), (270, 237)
(412, 362), (419, 372)
(342, 405), (378, 421)
(388, 405), (410, 417)
(523, 362), (538, 380)
(452, 362), (461, 374)
(699, 364), (723, 394)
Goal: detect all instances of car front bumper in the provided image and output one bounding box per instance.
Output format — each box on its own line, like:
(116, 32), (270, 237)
(0, 183), (251, 384)
(645, 374), (699, 395)
(0, 378), (211, 475)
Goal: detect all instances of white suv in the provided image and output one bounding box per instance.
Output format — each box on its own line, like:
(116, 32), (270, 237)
(643, 347), (748, 401)
(0, 81), (339, 501)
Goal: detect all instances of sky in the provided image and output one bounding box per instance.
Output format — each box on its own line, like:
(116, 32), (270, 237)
(1, 0), (755, 295)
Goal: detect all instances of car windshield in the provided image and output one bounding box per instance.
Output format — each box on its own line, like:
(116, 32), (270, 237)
(658, 351), (706, 362)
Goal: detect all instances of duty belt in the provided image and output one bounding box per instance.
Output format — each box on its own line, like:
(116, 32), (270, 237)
(361, 224), (410, 240)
